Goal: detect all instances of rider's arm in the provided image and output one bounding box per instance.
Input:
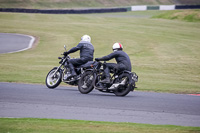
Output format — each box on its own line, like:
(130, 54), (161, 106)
(65, 43), (83, 55)
(98, 52), (116, 61)
(67, 47), (79, 54)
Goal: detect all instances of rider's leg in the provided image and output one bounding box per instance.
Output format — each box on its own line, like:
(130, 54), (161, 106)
(66, 59), (81, 79)
(68, 62), (77, 77)
(100, 63), (117, 83)
(100, 65), (110, 83)
(68, 58), (87, 77)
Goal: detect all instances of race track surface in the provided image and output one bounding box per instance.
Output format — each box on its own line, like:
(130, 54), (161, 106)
(0, 82), (200, 127)
(0, 33), (34, 54)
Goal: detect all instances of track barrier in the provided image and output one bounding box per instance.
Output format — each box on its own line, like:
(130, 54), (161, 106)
(0, 5), (199, 14)
(0, 7), (127, 14)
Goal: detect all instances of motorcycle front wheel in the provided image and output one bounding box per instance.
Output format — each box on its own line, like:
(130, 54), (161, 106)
(46, 67), (62, 89)
(78, 71), (94, 94)
(114, 73), (132, 96)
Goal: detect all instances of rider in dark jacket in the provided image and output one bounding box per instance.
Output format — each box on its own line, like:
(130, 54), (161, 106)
(95, 43), (132, 83)
(64, 35), (94, 79)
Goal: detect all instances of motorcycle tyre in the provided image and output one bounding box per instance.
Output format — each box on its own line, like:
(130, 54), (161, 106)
(114, 73), (132, 97)
(46, 67), (62, 89)
(78, 71), (94, 94)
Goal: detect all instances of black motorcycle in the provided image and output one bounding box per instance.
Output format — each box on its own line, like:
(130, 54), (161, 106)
(45, 45), (94, 89)
(78, 61), (138, 96)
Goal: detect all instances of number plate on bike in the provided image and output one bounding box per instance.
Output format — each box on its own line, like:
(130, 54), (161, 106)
(132, 72), (138, 82)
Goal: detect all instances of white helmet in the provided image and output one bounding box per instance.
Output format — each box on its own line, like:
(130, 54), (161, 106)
(81, 35), (91, 43)
(112, 42), (123, 51)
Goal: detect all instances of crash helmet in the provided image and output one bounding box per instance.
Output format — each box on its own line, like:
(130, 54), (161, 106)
(81, 35), (91, 43)
(112, 42), (123, 51)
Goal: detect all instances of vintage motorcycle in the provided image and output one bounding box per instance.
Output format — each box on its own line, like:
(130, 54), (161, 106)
(45, 45), (94, 89)
(78, 61), (138, 96)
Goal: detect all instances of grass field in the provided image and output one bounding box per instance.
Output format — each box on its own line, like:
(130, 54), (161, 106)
(0, 10), (200, 94)
(1, 118), (200, 133)
(153, 9), (200, 22)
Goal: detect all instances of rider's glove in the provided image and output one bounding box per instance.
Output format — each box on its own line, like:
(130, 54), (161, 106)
(95, 58), (100, 61)
(63, 51), (69, 56)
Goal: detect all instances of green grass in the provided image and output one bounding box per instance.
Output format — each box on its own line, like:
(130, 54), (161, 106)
(0, 118), (200, 133)
(152, 10), (200, 22)
(0, 11), (200, 94)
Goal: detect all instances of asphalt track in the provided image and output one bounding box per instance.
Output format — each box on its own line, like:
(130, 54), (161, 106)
(0, 33), (35, 54)
(0, 82), (200, 127)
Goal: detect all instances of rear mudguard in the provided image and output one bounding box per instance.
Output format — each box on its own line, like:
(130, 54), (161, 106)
(118, 71), (136, 91)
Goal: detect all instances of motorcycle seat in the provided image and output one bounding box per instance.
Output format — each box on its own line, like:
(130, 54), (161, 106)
(78, 61), (95, 69)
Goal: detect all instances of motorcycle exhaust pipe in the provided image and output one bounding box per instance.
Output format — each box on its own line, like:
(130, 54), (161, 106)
(108, 78), (127, 90)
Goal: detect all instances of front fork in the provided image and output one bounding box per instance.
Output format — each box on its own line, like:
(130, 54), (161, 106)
(52, 57), (67, 77)
(52, 65), (62, 78)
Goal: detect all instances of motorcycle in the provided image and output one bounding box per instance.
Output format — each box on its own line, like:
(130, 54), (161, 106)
(78, 61), (138, 96)
(45, 45), (94, 89)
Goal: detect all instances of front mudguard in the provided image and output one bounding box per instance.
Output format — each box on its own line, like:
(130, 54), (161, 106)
(81, 69), (97, 86)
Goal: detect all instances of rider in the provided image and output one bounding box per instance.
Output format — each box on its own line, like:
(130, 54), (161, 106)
(63, 35), (94, 79)
(95, 43), (132, 83)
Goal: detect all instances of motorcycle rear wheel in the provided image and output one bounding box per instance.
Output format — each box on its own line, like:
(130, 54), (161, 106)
(78, 71), (94, 94)
(46, 67), (62, 89)
(114, 73), (132, 96)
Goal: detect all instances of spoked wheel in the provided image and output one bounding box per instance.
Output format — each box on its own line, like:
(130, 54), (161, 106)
(78, 71), (94, 94)
(46, 67), (62, 89)
(114, 73), (132, 96)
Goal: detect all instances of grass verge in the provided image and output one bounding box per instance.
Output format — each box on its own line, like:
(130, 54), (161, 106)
(0, 118), (200, 133)
(0, 11), (200, 94)
(152, 9), (200, 22)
